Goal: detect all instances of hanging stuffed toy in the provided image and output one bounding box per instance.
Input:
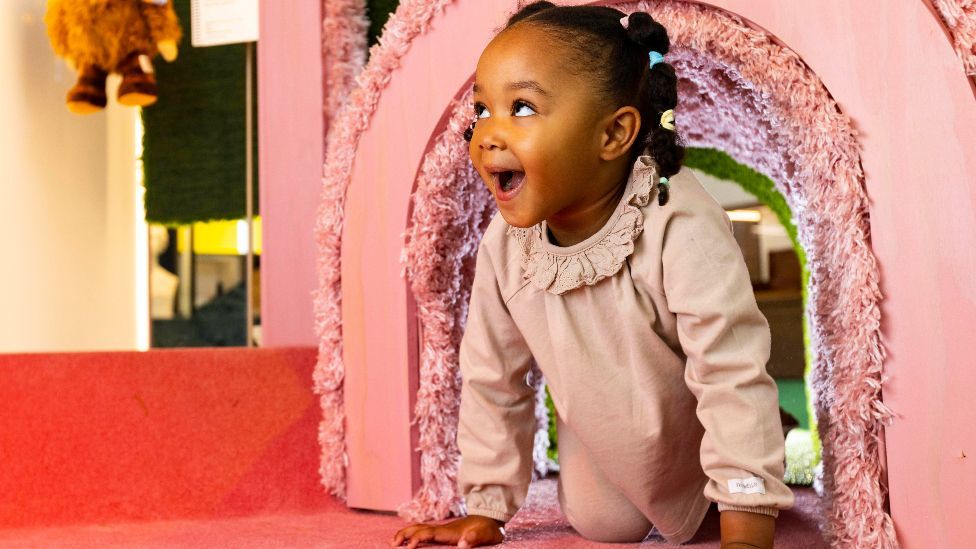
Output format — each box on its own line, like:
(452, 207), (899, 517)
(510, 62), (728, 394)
(45, 0), (183, 114)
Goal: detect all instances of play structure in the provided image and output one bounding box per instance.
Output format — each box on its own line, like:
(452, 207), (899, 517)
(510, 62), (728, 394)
(311, 1), (976, 547)
(0, 1), (972, 547)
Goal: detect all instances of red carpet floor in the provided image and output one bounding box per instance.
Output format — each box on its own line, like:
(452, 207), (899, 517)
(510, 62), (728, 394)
(0, 349), (827, 547)
(0, 477), (827, 548)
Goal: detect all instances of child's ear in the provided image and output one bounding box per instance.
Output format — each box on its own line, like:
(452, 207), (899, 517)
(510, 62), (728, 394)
(599, 106), (641, 161)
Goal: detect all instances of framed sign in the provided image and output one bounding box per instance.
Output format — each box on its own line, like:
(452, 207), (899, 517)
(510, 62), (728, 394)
(191, 0), (259, 47)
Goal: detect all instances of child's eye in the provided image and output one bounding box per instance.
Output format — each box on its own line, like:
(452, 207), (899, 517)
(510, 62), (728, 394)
(475, 103), (491, 119)
(513, 100), (536, 117)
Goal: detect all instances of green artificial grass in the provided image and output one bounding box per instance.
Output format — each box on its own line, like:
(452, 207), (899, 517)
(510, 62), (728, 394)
(776, 379), (809, 429)
(546, 386), (558, 461)
(141, 0), (258, 225)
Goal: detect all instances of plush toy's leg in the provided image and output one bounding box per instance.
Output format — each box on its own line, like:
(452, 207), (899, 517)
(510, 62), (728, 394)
(116, 52), (159, 107)
(66, 65), (108, 114)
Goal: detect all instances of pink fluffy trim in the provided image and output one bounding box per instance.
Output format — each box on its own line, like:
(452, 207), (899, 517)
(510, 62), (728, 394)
(322, 0), (369, 123)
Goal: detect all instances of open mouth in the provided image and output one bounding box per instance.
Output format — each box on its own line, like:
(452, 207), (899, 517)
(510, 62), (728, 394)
(495, 170), (525, 193)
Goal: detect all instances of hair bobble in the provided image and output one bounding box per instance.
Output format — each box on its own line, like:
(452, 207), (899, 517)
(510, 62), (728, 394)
(648, 50), (664, 69)
(659, 109), (675, 131)
(620, 15), (667, 71)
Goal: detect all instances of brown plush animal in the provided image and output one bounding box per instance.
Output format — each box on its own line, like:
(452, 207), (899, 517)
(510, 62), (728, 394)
(45, 0), (182, 114)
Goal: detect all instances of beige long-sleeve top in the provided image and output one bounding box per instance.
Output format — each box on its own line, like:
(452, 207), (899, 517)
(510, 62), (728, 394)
(456, 155), (795, 544)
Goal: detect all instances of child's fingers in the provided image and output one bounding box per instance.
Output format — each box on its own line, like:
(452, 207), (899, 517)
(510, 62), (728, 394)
(402, 525), (435, 549)
(404, 525), (458, 549)
(390, 524), (427, 546)
(404, 526), (434, 549)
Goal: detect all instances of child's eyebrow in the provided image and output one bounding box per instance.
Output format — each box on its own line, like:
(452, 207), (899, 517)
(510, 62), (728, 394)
(472, 80), (551, 97)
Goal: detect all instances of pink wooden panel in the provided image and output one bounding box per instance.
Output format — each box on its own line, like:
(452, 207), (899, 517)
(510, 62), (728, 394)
(257, 0), (322, 347)
(336, 1), (975, 545)
(341, 0), (518, 511)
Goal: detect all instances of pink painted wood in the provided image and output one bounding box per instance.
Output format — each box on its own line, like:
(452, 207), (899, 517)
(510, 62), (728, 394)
(257, 0), (323, 347)
(339, 0), (516, 511)
(332, 0), (975, 545)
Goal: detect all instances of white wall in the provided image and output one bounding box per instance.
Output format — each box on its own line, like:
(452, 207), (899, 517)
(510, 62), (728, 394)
(0, 1), (143, 352)
(694, 169), (795, 283)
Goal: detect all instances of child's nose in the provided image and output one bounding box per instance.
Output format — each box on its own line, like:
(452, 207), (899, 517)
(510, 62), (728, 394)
(479, 133), (504, 151)
(477, 122), (506, 151)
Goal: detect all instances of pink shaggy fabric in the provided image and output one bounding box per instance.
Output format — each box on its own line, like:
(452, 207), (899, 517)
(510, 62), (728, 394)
(322, 0), (369, 123)
(933, 0), (976, 75)
(313, 0), (455, 502)
(316, 0), (897, 547)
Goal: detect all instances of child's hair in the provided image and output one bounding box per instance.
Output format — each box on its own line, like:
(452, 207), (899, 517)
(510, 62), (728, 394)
(495, 1), (685, 179)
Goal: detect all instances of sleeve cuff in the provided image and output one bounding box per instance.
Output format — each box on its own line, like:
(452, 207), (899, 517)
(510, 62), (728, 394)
(717, 503), (780, 518)
(466, 508), (513, 523)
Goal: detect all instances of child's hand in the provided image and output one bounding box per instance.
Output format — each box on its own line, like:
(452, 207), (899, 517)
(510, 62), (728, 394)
(391, 515), (506, 548)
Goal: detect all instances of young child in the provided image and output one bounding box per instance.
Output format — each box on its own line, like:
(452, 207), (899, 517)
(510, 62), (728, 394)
(392, 3), (794, 547)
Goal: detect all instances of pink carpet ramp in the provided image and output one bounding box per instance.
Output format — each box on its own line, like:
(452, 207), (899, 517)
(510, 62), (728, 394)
(0, 478), (826, 548)
(0, 347), (327, 530)
(314, 1), (894, 547)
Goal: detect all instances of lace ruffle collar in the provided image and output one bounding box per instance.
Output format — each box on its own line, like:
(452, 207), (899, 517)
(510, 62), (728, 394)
(506, 155), (659, 295)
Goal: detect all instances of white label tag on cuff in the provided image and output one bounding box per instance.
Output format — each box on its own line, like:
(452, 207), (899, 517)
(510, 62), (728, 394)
(728, 476), (766, 495)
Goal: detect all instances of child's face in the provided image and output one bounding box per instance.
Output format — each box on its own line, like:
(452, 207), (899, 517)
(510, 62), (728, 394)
(470, 24), (618, 229)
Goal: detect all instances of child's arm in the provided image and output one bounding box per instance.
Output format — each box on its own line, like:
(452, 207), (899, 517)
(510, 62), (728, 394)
(393, 236), (536, 547)
(660, 190), (795, 542)
(455, 239), (538, 523)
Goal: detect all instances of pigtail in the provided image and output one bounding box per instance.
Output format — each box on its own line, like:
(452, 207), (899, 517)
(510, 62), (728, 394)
(624, 12), (685, 198)
(623, 12), (668, 56)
